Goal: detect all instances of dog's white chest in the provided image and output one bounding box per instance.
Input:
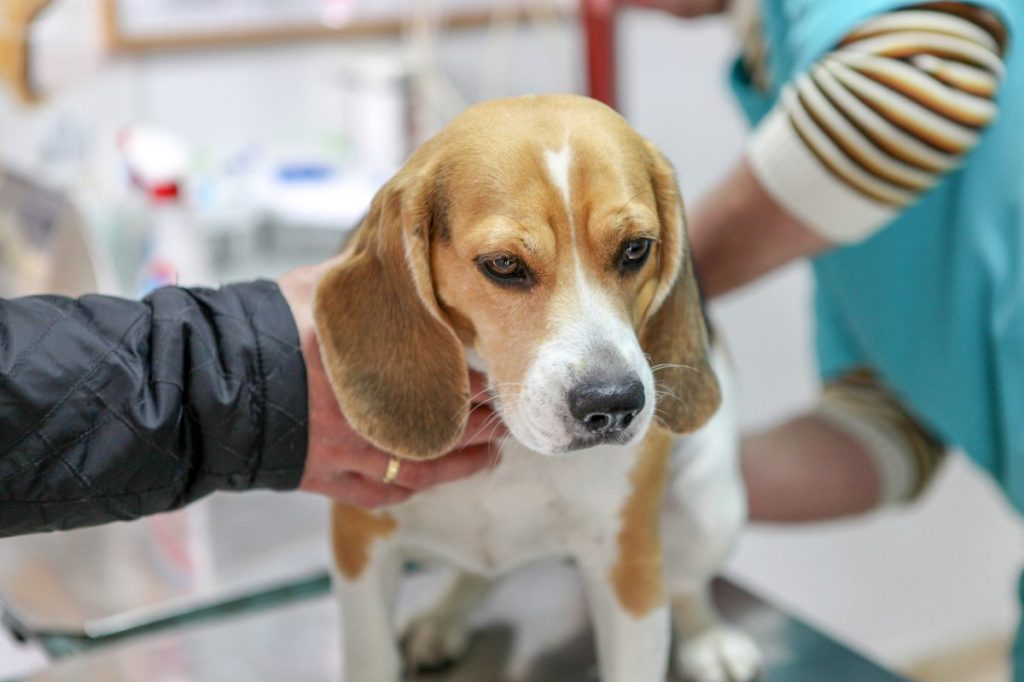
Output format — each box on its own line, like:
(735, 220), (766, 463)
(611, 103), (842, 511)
(392, 440), (642, 574)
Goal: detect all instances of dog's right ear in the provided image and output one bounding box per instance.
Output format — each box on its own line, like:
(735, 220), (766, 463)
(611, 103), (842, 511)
(313, 168), (470, 460)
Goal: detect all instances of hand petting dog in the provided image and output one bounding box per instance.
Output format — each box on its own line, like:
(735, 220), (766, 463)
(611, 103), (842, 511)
(279, 256), (504, 509)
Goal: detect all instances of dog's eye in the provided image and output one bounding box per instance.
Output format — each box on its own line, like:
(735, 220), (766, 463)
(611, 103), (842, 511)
(483, 255), (520, 277)
(478, 254), (531, 285)
(620, 238), (653, 270)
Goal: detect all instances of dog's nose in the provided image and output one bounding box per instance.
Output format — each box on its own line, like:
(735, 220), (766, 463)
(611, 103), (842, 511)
(569, 379), (645, 434)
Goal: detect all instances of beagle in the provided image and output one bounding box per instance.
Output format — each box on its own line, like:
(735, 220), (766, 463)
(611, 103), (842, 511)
(314, 94), (761, 682)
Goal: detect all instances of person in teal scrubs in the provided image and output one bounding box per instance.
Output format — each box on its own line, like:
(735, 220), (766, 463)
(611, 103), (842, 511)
(635, 0), (1023, 675)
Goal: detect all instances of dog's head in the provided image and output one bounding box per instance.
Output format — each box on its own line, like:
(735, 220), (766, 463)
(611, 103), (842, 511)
(314, 95), (720, 459)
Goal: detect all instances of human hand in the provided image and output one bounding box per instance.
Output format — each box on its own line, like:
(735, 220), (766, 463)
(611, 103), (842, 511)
(625, 0), (729, 18)
(279, 256), (506, 509)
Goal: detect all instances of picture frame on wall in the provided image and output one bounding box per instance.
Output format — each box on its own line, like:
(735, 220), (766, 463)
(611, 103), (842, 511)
(100, 0), (572, 53)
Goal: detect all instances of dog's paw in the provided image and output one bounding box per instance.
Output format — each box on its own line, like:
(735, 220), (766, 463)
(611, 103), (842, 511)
(400, 611), (472, 673)
(676, 625), (761, 682)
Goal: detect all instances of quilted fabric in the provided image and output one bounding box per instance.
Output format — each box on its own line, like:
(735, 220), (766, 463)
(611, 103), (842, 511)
(0, 281), (308, 536)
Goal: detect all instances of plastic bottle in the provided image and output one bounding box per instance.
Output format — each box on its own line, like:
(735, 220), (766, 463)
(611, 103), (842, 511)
(120, 125), (211, 297)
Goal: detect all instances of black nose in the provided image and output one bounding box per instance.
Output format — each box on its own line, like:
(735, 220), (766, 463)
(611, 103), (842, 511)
(568, 379), (645, 434)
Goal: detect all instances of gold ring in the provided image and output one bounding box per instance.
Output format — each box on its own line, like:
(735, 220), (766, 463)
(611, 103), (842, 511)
(382, 456), (402, 485)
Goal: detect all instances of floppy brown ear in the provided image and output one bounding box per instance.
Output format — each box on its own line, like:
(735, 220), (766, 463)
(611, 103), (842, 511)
(313, 167), (469, 460)
(639, 142), (721, 433)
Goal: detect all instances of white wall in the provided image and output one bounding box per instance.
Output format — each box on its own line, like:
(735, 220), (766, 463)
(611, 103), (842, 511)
(0, 3), (1020, 677)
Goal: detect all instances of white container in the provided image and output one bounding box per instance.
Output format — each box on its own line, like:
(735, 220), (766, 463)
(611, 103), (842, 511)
(333, 52), (414, 176)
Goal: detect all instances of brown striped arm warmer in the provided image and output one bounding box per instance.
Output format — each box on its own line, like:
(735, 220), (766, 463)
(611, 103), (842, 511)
(815, 369), (947, 504)
(747, 3), (1008, 243)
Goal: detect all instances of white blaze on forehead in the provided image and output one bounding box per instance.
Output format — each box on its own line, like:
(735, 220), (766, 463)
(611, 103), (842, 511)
(544, 145), (573, 211)
(543, 143), (591, 298)
(540, 141), (636, 366)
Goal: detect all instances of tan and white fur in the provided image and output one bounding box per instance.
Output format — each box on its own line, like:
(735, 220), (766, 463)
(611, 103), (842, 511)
(314, 94), (760, 682)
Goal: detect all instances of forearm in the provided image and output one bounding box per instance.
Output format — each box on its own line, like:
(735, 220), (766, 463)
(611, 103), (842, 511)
(742, 415), (881, 522)
(743, 370), (947, 523)
(688, 159), (829, 297)
(691, 3), (1006, 297)
(0, 282), (308, 536)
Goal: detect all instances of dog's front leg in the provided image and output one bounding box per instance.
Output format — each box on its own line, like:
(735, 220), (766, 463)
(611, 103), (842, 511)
(671, 584), (761, 682)
(579, 562), (671, 682)
(401, 570), (491, 673)
(331, 505), (403, 682)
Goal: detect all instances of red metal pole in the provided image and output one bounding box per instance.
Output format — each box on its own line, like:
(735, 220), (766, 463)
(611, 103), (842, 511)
(582, 0), (618, 110)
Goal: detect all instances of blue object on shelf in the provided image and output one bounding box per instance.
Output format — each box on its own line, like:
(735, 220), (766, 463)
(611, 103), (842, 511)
(277, 164), (334, 183)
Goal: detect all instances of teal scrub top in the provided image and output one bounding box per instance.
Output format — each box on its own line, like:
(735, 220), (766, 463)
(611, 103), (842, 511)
(730, 0), (1023, 508)
(727, 0), (1024, 676)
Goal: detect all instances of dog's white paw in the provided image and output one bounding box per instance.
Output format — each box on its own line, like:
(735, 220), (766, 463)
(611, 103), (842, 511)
(400, 611), (472, 673)
(676, 625), (761, 682)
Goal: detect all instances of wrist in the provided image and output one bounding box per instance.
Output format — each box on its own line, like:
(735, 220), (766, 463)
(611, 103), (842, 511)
(688, 160), (830, 297)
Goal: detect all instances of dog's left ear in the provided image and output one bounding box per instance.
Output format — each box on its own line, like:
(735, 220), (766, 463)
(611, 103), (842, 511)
(639, 141), (721, 433)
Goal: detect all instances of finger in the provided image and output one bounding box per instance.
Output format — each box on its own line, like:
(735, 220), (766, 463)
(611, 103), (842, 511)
(310, 472), (414, 509)
(389, 444), (498, 490)
(459, 403), (507, 448)
(339, 446), (405, 483)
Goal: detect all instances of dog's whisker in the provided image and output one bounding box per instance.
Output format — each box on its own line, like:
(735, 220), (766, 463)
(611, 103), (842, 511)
(463, 381), (521, 406)
(454, 381), (528, 426)
(655, 392), (683, 405)
(480, 421), (516, 495)
(651, 362), (706, 378)
(458, 385), (524, 457)
(654, 385), (684, 406)
(466, 388), (495, 404)
(493, 213), (531, 233)
(613, 187), (654, 221)
(479, 411), (506, 435)
(490, 428), (511, 468)
(455, 389), (511, 424)
(454, 401), (495, 427)
(463, 410), (506, 447)
(463, 382), (526, 407)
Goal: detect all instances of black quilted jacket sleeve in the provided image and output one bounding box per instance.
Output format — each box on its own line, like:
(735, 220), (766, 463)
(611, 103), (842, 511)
(0, 281), (309, 537)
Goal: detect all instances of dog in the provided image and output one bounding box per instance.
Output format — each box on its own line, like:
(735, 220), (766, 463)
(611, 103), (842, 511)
(313, 94), (761, 682)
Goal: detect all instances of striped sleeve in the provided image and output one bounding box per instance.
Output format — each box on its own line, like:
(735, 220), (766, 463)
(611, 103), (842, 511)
(816, 368), (947, 505)
(747, 3), (1008, 243)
